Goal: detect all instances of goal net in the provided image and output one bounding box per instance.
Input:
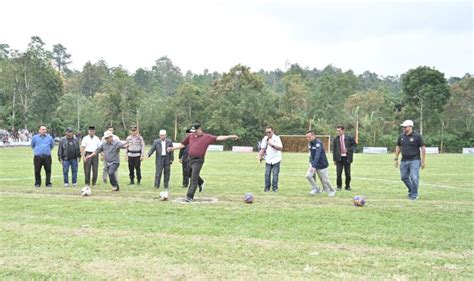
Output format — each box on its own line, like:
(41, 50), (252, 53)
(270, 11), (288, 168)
(280, 135), (331, 153)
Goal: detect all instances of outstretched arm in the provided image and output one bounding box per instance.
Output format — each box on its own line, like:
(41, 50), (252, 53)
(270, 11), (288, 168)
(216, 135), (239, 141)
(168, 143), (185, 151)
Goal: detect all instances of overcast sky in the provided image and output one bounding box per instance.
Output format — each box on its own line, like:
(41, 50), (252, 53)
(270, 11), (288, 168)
(1, 0), (472, 77)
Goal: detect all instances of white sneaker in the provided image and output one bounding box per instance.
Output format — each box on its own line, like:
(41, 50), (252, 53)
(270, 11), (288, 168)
(72, 183), (77, 188)
(328, 191), (336, 197)
(309, 189), (320, 195)
(199, 180), (206, 193)
(64, 183), (69, 188)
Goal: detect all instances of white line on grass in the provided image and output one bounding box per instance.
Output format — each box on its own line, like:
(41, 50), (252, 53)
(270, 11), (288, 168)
(0, 173), (471, 191)
(354, 176), (472, 190)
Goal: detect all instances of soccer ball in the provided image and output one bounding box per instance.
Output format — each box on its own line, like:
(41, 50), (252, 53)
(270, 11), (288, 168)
(159, 191), (169, 201)
(353, 195), (366, 207)
(243, 193), (254, 204)
(81, 186), (91, 197)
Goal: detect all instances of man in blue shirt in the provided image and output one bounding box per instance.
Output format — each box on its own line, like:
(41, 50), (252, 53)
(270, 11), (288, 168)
(306, 130), (336, 197)
(31, 125), (54, 188)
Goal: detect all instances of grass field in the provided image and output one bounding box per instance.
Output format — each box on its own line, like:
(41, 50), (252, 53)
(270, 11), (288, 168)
(0, 147), (473, 280)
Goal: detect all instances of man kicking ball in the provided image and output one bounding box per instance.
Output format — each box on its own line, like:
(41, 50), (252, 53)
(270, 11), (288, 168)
(305, 130), (336, 197)
(85, 131), (128, 191)
(168, 123), (239, 202)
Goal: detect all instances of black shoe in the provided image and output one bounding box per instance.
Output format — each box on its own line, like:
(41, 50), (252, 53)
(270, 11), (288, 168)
(46, 184), (52, 188)
(128, 181), (135, 185)
(272, 189), (278, 192)
(137, 180), (141, 185)
(345, 187), (352, 191)
(337, 187), (342, 191)
(155, 186), (160, 189)
(185, 197), (193, 203)
(112, 186), (120, 192)
(264, 189), (270, 192)
(35, 184), (40, 188)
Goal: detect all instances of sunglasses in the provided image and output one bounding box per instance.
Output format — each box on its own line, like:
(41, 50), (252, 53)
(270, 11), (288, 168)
(265, 131), (272, 134)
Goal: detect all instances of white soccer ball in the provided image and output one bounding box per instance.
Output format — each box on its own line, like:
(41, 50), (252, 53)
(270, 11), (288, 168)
(81, 186), (91, 196)
(159, 191), (169, 201)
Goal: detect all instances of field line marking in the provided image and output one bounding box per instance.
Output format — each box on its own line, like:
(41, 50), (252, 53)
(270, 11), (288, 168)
(354, 176), (473, 190)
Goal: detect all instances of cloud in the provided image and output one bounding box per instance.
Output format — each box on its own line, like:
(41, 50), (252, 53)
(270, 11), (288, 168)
(0, 0), (471, 77)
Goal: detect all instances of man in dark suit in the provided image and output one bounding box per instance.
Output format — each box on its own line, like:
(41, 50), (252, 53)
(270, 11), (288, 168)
(147, 129), (174, 189)
(178, 129), (192, 188)
(332, 125), (356, 191)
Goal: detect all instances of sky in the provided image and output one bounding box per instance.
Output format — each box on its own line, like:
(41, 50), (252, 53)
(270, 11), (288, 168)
(1, 0), (472, 77)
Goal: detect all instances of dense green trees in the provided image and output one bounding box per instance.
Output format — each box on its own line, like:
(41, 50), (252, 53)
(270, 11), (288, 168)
(0, 37), (472, 151)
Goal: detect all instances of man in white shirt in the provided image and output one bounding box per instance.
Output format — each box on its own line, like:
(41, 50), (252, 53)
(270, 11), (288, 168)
(81, 126), (101, 187)
(147, 129), (174, 189)
(257, 126), (283, 192)
(101, 126), (120, 184)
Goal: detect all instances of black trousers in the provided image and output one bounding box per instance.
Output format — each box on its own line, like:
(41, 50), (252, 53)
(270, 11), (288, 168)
(336, 157), (351, 189)
(34, 155), (52, 186)
(128, 156), (142, 182)
(155, 158), (170, 188)
(84, 152), (99, 186)
(181, 156), (190, 187)
(187, 157), (205, 199)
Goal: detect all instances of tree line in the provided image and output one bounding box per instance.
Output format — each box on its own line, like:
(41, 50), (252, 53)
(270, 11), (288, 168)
(0, 36), (472, 152)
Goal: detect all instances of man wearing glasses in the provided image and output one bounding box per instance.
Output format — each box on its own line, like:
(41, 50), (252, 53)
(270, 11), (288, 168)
(257, 126), (283, 192)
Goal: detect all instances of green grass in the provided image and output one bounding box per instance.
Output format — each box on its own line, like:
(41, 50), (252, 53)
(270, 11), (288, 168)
(0, 147), (473, 279)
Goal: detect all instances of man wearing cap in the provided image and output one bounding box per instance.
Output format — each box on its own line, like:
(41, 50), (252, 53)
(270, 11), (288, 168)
(147, 130), (174, 189)
(395, 120), (426, 200)
(101, 125), (120, 184)
(168, 123), (239, 202)
(125, 126), (145, 185)
(31, 125), (54, 188)
(178, 129), (192, 188)
(85, 131), (128, 191)
(58, 127), (81, 188)
(81, 126), (101, 187)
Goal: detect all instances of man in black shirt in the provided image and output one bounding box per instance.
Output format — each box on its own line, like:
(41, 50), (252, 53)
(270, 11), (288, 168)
(394, 120), (426, 200)
(58, 127), (81, 188)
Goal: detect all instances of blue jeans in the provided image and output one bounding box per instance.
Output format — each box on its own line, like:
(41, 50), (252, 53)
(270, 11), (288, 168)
(265, 162), (280, 191)
(400, 159), (420, 198)
(62, 159), (78, 184)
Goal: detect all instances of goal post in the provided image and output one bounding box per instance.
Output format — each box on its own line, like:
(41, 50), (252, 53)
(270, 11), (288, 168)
(280, 135), (331, 153)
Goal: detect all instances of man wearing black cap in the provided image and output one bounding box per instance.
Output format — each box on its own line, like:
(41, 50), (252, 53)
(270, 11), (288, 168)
(168, 123), (239, 202)
(125, 125), (145, 185)
(81, 126), (101, 187)
(58, 127), (81, 188)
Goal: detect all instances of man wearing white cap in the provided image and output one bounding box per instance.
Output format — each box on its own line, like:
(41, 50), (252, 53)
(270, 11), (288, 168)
(147, 129), (174, 189)
(394, 120), (426, 200)
(85, 131), (129, 191)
